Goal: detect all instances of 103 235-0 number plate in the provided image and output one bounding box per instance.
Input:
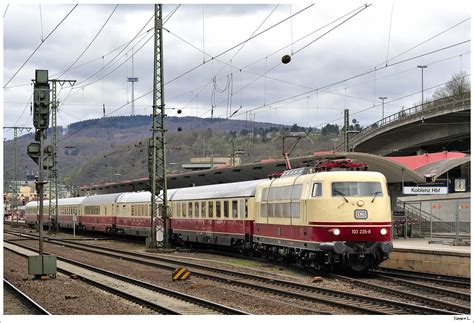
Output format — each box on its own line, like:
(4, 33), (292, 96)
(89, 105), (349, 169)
(354, 209), (368, 219)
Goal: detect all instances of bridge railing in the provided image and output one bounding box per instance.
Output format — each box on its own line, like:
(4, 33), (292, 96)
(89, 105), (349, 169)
(353, 92), (471, 144)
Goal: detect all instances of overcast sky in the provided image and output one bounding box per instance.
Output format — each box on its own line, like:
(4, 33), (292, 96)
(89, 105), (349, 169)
(2, 1), (471, 140)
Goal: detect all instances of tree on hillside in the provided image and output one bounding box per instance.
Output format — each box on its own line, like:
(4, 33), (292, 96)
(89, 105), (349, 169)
(321, 124), (340, 135)
(432, 72), (470, 100)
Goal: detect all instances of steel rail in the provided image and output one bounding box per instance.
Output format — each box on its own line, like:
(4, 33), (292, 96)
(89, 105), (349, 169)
(4, 278), (52, 315)
(4, 240), (247, 315)
(374, 273), (470, 302)
(4, 231), (460, 315)
(329, 274), (470, 314)
(372, 268), (470, 288)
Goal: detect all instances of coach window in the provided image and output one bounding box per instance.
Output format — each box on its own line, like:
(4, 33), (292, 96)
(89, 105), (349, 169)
(188, 202), (193, 218)
(261, 188), (268, 201)
(223, 200), (229, 218)
(312, 183), (322, 197)
(239, 200), (245, 218)
(174, 202), (179, 217)
(182, 202), (187, 217)
(208, 201), (214, 218)
(201, 201), (207, 218)
(195, 202), (200, 218)
(232, 200), (238, 218)
(216, 201), (221, 218)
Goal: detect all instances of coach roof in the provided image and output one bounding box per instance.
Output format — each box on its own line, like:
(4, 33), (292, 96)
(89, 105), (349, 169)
(170, 179), (267, 201)
(82, 193), (123, 205)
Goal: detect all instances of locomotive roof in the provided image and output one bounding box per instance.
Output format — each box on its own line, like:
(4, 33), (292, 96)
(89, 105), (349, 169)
(169, 179), (268, 201)
(82, 193), (123, 205)
(258, 171), (387, 188)
(311, 171), (387, 181)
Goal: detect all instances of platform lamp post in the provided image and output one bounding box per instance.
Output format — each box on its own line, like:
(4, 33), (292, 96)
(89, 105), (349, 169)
(417, 65), (428, 123)
(379, 97), (387, 122)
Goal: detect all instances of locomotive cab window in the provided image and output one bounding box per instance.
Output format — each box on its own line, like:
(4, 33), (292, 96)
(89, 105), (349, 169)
(332, 182), (383, 197)
(312, 183), (322, 197)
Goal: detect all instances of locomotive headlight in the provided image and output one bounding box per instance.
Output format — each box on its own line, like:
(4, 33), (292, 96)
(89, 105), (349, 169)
(380, 228), (388, 236)
(357, 200), (364, 207)
(332, 228), (341, 236)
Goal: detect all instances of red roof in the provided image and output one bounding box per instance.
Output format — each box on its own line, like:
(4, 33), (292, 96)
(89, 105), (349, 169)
(386, 151), (467, 170)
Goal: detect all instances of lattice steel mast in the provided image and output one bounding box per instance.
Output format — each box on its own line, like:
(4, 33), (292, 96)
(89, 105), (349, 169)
(149, 4), (169, 248)
(48, 79), (75, 232)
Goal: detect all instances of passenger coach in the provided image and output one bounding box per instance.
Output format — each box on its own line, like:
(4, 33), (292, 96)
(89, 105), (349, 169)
(169, 180), (265, 250)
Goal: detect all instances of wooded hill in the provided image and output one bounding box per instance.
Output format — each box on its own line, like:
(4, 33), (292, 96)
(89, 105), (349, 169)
(3, 115), (338, 189)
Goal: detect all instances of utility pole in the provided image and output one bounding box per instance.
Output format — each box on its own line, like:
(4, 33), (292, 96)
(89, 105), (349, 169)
(417, 65), (428, 123)
(343, 109), (349, 152)
(4, 126), (32, 220)
(148, 4), (169, 248)
(48, 79), (76, 232)
(127, 47), (139, 116)
(379, 96), (387, 121)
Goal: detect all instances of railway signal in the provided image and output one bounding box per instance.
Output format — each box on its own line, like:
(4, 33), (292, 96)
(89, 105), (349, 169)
(33, 70), (50, 130)
(27, 69), (57, 279)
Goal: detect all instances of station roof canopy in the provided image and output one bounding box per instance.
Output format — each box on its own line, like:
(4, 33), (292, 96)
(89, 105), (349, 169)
(81, 151), (444, 195)
(414, 156), (470, 181)
(310, 151), (425, 183)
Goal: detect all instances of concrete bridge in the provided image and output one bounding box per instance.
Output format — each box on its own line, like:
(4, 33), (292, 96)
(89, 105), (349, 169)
(351, 93), (470, 156)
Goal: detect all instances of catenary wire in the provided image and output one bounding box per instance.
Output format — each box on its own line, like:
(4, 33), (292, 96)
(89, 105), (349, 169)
(65, 4), (180, 89)
(3, 4), (9, 18)
(56, 4), (119, 79)
(3, 4), (79, 88)
(232, 39), (470, 119)
(166, 3), (372, 111)
(164, 3), (315, 86)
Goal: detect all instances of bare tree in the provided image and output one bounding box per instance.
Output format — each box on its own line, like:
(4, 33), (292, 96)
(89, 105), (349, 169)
(432, 72), (470, 100)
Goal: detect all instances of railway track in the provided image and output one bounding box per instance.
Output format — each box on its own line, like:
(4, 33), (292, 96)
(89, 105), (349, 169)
(4, 240), (247, 315)
(372, 268), (471, 289)
(4, 230), (462, 315)
(328, 273), (470, 314)
(3, 278), (52, 315)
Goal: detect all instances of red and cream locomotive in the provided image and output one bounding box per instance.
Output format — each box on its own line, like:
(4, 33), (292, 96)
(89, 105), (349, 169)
(26, 162), (393, 272)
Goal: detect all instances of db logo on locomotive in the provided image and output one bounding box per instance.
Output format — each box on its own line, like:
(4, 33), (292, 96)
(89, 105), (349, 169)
(354, 209), (368, 219)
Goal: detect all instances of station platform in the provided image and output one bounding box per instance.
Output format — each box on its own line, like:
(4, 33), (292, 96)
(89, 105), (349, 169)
(380, 237), (470, 278)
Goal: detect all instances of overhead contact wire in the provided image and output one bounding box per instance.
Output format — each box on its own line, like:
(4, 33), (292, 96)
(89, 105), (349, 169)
(57, 4), (119, 79)
(3, 4), (79, 88)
